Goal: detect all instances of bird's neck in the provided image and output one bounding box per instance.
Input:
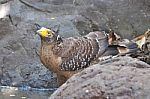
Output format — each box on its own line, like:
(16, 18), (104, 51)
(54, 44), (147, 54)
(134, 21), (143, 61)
(40, 40), (62, 72)
(40, 38), (62, 56)
(41, 37), (52, 44)
(40, 40), (56, 53)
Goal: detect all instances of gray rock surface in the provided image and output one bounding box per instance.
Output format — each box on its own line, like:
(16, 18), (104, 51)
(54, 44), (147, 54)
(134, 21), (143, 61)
(50, 56), (150, 99)
(0, 0), (150, 88)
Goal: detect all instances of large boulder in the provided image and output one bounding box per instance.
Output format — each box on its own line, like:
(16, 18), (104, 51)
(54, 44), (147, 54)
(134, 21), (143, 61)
(50, 56), (150, 99)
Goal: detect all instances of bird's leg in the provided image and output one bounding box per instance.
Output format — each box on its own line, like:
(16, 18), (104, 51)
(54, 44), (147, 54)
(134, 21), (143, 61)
(57, 74), (68, 86)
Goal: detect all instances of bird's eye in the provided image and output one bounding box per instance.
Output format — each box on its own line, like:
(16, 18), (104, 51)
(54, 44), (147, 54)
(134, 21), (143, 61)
(47, 31), (53, 37)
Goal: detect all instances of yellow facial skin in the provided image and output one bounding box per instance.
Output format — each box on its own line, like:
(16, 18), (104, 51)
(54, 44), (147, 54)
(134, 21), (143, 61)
(37, 27), (53, 38)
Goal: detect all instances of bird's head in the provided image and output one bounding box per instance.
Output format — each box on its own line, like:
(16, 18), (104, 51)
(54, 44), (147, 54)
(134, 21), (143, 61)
(35, 24), (63, 44)
(37, 27), (54, 38)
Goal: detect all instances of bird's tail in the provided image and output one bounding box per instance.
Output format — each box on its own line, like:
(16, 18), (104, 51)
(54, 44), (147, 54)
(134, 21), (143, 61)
(102, 43), (139, 57)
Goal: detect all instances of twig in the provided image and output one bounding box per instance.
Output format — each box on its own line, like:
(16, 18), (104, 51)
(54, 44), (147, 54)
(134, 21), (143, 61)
(33, 48), (40, 57)
(8, 15), (17, 26)
(0, 0), (13, 4)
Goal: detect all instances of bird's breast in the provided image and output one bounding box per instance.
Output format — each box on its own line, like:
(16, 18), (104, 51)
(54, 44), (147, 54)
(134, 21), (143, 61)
(40, 45), (62, 72)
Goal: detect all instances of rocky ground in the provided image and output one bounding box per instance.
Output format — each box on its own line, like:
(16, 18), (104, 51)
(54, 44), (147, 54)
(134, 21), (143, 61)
(50, 56), (150, 99)
(0, 0), (150, 89)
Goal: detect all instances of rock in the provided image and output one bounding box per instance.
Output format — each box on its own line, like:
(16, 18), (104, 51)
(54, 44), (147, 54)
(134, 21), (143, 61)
(78, 0), (150, 39)
(0, 0), (150, 88)
(0, 0), (82, 88)
(50, 56), (150, 99)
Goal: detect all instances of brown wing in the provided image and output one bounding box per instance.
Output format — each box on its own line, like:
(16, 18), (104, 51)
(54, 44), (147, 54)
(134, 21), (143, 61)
(53, 31), (108, 71)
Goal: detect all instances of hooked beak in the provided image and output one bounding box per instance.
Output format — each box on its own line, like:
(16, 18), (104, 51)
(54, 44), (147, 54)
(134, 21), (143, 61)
(36, 30), (41, 37)
(36, 29), (40, 34)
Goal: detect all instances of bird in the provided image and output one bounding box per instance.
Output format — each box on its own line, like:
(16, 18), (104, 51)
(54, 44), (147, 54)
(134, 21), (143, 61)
(35, 24), (109, 85)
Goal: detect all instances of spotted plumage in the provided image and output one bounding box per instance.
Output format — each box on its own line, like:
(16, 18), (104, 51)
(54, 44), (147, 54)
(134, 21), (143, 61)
(57, 32), (108, 71)
(36, 26), (108, 85)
